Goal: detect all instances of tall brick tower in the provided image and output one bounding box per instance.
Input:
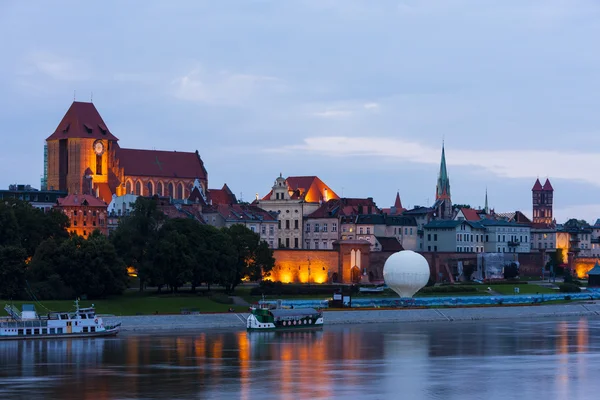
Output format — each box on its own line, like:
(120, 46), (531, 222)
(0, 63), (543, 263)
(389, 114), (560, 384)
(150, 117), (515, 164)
(532, 178), (553, 225)
(46, 102), (120, 196)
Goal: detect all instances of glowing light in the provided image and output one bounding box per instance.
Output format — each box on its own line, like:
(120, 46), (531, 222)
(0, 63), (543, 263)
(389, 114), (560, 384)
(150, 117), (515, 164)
(127, 266), (138, 277)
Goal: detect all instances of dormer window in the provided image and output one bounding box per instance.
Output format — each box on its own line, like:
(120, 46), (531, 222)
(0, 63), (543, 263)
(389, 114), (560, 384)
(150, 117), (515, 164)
(84, 124), (93, 134)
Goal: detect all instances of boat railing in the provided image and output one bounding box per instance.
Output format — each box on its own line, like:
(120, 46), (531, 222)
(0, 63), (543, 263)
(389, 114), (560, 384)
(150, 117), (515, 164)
(1, 320), (49, 328)
(4, 304), (22, 321)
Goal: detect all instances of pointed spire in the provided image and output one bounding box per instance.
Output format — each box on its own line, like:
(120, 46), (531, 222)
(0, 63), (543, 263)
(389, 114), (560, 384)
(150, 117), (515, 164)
(532, 178), (543, 191)
(436, 142), (451, 200)
(484, 187), (489, 214)
(394, 191), (402, 209)
(542, 178), (553, 191)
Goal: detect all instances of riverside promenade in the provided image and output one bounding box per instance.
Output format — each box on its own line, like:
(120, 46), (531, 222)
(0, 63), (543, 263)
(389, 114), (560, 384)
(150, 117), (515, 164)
(114, 301), (600, 332)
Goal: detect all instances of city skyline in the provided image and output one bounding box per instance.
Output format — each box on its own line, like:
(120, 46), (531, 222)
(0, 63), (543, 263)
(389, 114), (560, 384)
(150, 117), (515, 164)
(1, 1), (600, 222)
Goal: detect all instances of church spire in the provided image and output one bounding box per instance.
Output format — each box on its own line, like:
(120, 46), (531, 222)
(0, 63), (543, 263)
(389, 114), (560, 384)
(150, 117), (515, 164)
(484, 187), (489, 214)
(436, 142), (451, 201)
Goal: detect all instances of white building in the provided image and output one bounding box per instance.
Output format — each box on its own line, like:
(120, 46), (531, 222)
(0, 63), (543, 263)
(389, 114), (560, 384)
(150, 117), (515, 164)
(423, 220), (486, 253)
(480, 219), (531, 253)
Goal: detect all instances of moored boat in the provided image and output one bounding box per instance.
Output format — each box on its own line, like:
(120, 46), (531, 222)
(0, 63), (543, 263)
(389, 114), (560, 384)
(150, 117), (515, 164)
(0, 300), (121, 340)
(246, 303), (323, 331)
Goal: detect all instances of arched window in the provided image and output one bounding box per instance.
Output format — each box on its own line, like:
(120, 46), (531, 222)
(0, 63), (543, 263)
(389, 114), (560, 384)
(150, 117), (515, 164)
(157, 182), (164, 197)
(168, 182), (174, 198)
(135, 181), (142, 196)
(125, 181), (133, 195)
(177, 182), (184, 200)
(147, 181), (154, 196)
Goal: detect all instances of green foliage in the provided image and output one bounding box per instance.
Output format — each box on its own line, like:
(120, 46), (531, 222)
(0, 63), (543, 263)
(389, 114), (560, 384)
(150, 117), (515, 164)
(0, 246), (27, 299)
(28, 234), (128, 299)
(559, 283), (581, 293)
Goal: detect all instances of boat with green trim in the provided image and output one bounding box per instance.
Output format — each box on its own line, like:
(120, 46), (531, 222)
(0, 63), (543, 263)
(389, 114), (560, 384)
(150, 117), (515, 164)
(246, 304), (324, 331)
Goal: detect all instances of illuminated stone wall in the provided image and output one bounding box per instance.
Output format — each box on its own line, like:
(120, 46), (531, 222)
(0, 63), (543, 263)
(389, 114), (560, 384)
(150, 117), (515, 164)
(270, 250), (339, 284)
(573, 257), (599, 279)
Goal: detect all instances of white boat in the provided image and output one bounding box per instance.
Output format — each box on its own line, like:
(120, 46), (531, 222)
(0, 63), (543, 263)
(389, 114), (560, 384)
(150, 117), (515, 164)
(246, 303), (324, 332)
(0, 300), (121, 340)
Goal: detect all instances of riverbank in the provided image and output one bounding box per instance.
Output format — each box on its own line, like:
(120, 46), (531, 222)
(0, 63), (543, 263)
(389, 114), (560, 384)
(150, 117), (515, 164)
(112, 301), (600, 332)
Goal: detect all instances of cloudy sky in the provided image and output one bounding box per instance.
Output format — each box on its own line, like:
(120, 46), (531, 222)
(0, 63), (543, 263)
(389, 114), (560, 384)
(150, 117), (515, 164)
(1, 0), (600, 223)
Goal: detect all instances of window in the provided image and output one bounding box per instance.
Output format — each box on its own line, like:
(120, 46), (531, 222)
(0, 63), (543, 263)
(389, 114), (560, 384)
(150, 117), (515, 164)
(315, 240), (319, 249)
(294, 220), (299, 229)
(262, 226), (266, 235)
(306, 223), (311, 232)
(305, 240), (310, 249)
(278, 238), (282, 247)
(96, 154), (103, 175)
(428, 246), (431, 251)
(91, 327), (96, 333)
(49, 328), (55, 334)
(323, 240), (327, 249)
(434, 234), (437, 241)
(502, 235), (505, 242)
(434, 246), (437, 252)
(323, 223), (328, 232)
(332, 223), (337, 232)
(486, 235), (489, 242)
(285, 238), (290, 248)
(359, 227), (364, 234)
(269, 226), (274, 235)
(314, 223), (320, 232)
(157, 182), (164, 196)
(405, 228), (408, 235)
(269, 240), (274, 248)
(410, 228), (413, 235)
(83, 327), (89, 333)
(366, 227), (370, 234)
(294, 238), (299, 248)
(286, 220), (290, 229)
(278, 220), (281, 229)
(427, 234), (431, 241)
(250, 226), (255, 233)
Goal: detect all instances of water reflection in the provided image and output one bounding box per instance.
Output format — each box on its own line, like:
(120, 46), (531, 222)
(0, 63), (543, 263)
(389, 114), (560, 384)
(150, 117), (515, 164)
(0, 318), (599, 399)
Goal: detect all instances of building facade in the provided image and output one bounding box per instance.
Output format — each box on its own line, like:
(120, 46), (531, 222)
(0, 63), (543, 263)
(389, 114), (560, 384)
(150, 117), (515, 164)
(202, 204), (279, 248)
(480, 219), (532, 253)
(255, 175), (339, 249)
(45, 101), (208, 203)
(423, 220), (486, 253)
(0, 184), (67, 212)
(55, 194), (108, 237)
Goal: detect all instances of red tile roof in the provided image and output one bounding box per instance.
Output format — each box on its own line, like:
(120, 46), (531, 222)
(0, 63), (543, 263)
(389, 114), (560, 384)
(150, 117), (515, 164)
(460, 208), (481, 221)
(261, 176), (339, 203)
(542, 178), (553, 191)
(56, 194), (107, 208)
(116, 146), (208, 179)
(532, 178), (543, 191)
(94, 182), (113, 204)
(208, 184), (237, 205)
(47, 102), (118, 141)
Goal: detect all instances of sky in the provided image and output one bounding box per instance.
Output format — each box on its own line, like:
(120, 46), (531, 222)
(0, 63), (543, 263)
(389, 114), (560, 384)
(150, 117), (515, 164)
(1, 0), (600, 223)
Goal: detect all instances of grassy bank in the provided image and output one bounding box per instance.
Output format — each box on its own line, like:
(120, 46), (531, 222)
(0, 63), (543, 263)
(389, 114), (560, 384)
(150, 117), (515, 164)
(0, 291), (250, 317)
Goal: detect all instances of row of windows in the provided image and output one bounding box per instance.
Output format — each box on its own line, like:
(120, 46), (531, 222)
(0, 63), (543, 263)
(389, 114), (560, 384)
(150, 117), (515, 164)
(278, 237), (299, 249)
(72, 219), (105, 227)
(393, 227), (414, 235)
(306, 223), (338, 233)
(497, 235), (528, 243)
(305, 239), (334, 250)
(280, 219), (299, 230)
(125, 180), (189, 200)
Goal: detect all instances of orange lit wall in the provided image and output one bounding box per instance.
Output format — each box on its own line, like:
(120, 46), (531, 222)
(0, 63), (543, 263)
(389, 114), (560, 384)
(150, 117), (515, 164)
(269, 250), (339, 284)
(573, 257), (599, 279)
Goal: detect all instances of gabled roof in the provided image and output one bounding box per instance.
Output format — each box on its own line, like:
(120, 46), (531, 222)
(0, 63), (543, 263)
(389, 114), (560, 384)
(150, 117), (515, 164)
(459, 208), (480, 221)
(261, 176), (339, 203)
(587, 262), (600, 276)
(532, 179), (543, 191)
(480, 219), (530, 228)
(116, 146), (208, 180)
(355, 214), (386, 225)
(424, 219), (485, 230)
(375, 237), (404, 252)
(56, 194), (107, 208)
(47, 102), (118, 141)
(542, 178), (554, 191)
(208, 184), (237, 205)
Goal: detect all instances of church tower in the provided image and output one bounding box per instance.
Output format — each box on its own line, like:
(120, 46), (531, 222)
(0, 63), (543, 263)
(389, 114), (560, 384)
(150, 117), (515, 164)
(46, 101), (119, 196)
(434, 143), (453, 219)
(532, 178), (554, 226)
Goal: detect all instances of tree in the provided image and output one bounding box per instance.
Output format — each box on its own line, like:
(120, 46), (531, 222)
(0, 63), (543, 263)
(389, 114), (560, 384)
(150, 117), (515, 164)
(221, 224), (275, 293)
(0, 246), (27, 299)
(152, 219), (195, 292)
(111, 197), (165, 291)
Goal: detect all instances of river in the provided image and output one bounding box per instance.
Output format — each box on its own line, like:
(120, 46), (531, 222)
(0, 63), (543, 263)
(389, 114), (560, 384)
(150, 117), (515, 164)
(1, 317), (599, 399)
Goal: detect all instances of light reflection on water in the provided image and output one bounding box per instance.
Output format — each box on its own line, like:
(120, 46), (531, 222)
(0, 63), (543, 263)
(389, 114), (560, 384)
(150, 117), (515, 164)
(0, 318), (600, 399)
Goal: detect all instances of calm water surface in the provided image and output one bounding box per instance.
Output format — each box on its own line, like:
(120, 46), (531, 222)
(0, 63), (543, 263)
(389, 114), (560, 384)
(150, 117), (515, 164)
(1, 317), (599, 399)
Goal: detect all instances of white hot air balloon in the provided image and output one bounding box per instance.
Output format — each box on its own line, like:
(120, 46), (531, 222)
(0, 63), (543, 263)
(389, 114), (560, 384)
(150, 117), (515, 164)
(383, 250), (431, 298)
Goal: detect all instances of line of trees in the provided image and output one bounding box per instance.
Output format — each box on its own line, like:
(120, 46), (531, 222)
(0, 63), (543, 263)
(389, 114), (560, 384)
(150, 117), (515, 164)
(0, 197), (275, 300)
(111, 198), (275, 294)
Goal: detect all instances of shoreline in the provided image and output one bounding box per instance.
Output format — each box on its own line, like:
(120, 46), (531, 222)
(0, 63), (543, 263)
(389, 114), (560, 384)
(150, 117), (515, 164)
(113, 301), (600, 332)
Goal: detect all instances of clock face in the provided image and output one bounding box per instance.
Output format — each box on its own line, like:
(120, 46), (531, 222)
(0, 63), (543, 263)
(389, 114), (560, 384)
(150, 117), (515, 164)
(94, 141), (104, 155)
